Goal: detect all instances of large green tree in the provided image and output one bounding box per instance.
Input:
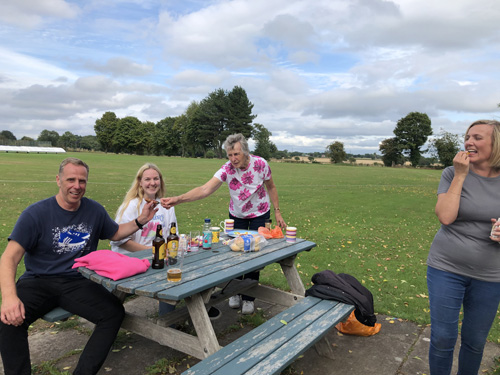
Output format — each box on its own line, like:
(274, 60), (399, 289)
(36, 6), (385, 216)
(136, 121), (155, 155)
(379, 137), (405, 167)
(1, 130), (16, 142)
(154, 117), (179, 156)
(196, 88), (229, 157)
(393, 112), (432, 167)
(59, 131), (78, 150)
(431, 130), (461, 167)
(252, 123), (277, 161)
(80, 135), (100, 151)
(112, 116), (141, 154)
(195, 86), (256, 158)
(326, 141), (347, 163)
(37, 129), (60, 147)
(94, 111), (119, 152)
(226, 86), (256, 138)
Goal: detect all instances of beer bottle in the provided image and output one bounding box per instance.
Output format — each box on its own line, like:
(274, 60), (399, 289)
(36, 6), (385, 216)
(152, 224), (165, 269)
(167, 222), (179, 265)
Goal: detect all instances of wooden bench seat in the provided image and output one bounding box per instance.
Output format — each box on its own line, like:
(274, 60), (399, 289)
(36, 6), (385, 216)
(182, 296), (354, 375)
(42, 307), (73, 323)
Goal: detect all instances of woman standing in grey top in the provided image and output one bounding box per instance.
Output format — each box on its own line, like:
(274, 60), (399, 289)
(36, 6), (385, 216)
(427, 120), (500, 375)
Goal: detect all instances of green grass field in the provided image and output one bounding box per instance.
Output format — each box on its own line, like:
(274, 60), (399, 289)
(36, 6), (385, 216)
(1, 151), (499, 343)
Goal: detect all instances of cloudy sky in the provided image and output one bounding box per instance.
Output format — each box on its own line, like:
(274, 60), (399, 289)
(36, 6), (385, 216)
(1, 0), (499, 154)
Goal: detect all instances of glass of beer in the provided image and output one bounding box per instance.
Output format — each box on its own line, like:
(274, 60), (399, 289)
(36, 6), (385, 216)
(167, 267), (182, 282)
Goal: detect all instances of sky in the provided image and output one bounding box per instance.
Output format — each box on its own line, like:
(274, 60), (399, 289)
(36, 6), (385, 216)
(1, 0), (500, 154)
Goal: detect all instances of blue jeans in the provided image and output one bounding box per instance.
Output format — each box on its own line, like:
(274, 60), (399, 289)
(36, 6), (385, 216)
(427, 266), (500, 375)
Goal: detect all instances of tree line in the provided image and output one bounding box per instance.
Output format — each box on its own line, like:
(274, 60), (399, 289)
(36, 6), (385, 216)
(2, 92), (461, 167)
(93, 86), (277, 159)
(378, 112), (461, 168)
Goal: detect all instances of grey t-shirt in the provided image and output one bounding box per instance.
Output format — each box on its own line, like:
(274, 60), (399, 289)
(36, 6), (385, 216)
(427, 167), (500, 282)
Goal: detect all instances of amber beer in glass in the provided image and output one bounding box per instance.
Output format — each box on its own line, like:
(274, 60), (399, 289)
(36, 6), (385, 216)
(167, 268), (182, 282)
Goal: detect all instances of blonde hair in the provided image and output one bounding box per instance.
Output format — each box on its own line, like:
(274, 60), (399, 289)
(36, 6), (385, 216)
(466, 120), (500, 169)
(117, 163), (165, 221)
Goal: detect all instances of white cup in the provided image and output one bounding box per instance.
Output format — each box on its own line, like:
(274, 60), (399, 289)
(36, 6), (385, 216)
(220, 219), (235, 234)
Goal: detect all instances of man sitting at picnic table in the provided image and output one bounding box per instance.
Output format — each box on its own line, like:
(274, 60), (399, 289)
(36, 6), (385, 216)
(0, 157), (157, 375)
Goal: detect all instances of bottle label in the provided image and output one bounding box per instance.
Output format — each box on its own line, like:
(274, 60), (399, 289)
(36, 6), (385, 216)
(159, 243), (166, 260)
(202, 230), (212, 249)
(168, 240), (179, 257)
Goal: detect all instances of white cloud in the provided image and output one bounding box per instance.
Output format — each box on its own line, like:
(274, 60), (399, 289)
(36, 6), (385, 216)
(0, 0), (79, 28)
(1, 0), (500, 153)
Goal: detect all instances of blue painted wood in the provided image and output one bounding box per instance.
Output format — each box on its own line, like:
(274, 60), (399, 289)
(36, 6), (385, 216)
(101, 238), (311, 299)
(42, 307), (73, 322)
(182, 296), (354, 375)
(157, 240), (315, 300)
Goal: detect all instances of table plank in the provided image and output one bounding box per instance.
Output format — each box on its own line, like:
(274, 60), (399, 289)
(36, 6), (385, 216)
(155, 240), (315, 300)
(110, 239), (310, 298)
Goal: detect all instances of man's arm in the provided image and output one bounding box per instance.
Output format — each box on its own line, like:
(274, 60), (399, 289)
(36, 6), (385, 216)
(264, 177), (287, 229)
(161, 177), (223, 209)
(0, 240), (26, 326)
(110, 201), (158, 241)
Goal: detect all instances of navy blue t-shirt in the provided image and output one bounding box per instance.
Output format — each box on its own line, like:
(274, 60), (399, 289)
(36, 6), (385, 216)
(9, 196), (119, 279)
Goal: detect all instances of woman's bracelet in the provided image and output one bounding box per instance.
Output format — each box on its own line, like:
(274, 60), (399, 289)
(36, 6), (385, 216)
(274, 207), (280, 211)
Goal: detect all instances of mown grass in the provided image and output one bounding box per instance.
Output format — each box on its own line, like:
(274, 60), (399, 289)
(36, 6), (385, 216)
(0, 151), (499, 343)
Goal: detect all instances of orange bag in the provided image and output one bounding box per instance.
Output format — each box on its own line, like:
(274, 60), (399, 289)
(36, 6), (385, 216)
(335, 311), (381, 336)
(270, 226), (284, 238)
(258, 227), (273, 239)
(258, 226), (284, 239)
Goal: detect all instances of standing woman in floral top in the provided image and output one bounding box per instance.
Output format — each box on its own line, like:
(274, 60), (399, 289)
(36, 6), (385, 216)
(161, 133), (286, 315)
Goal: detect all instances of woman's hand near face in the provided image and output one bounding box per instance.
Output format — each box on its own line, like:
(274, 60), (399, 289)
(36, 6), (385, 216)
(453, 151), (470, 176)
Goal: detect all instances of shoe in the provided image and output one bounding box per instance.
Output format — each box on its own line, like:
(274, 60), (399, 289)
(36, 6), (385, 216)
(208, 306), (221, 320)
(242, 301), (255, 315)
(229, 295), (242, 309)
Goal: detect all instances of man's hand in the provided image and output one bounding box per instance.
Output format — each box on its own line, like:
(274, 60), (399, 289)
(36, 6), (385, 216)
(0, 296), (25, 326)
(137, 200), (159, 225)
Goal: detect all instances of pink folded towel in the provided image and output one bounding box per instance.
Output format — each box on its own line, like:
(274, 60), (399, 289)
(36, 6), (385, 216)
(73, 250), (150, 281)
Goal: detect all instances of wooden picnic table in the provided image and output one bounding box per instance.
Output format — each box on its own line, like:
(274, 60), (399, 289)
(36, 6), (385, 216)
(79, 236), (316, 360)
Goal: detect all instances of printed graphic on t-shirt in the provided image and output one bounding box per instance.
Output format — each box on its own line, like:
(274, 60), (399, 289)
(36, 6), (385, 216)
(54, 224), (91, 253)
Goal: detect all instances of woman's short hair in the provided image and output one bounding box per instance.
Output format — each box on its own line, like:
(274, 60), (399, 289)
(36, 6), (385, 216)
(117, 163), (165, 221)
(467, 120), (500, 168)
(223, 133), (250, 156)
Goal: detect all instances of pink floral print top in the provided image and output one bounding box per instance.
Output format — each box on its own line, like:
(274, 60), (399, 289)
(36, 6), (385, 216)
(214, 155), (272, 219)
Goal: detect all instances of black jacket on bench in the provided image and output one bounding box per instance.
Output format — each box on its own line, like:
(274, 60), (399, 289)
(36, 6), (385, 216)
(305, 270), (377, 327)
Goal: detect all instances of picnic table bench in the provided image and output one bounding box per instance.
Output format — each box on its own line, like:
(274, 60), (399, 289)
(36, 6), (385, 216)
(182, 296), (354, 375)
(42, 307), (73, 323)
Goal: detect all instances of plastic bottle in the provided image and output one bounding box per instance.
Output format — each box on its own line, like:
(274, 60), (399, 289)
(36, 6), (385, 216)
(179, 234), (187, 256)
(202, 218), (212, 250)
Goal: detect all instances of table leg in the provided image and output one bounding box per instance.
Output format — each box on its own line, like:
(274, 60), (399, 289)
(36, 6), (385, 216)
(279, 255), (306, 296)
(185, 293), (221, 357)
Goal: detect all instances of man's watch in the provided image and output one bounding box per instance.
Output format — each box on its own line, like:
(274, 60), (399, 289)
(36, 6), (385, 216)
(135, 218), (144, 229)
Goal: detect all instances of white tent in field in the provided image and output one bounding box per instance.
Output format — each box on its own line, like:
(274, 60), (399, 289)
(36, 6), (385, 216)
(0, 145), (66, 153)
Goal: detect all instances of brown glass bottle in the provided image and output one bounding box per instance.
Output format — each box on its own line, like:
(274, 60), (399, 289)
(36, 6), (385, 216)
(166, 222), (179, 265)
(152, 224), (165, 269)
